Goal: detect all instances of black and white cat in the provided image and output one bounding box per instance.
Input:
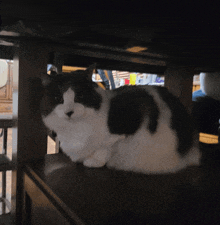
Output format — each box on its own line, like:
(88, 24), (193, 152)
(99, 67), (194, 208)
(40, 65), (201, 174)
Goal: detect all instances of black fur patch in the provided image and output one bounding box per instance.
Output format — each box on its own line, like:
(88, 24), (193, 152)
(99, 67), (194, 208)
(41, 72), (102, 117)
(154, 86), (195, 156)
(62, 73), (102, 110)
(108, 86), (159, 135)
(40, 77), (64, 117)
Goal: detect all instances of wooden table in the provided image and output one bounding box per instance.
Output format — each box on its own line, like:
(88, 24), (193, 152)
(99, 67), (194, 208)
(22, 152), (220, 225)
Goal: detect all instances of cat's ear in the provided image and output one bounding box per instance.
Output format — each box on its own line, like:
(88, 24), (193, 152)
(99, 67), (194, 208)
(85, 64), (96, 80)
(40, 73), (52, 86)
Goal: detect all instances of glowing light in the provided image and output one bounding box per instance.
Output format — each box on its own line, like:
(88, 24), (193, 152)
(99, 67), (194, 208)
(126, 46), (148, 53)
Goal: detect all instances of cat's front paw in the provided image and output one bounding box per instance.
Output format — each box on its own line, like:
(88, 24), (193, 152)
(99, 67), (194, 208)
(83, 158), (106, 168)
(83, 149), (110, 168)
(72, 103), (85, 118)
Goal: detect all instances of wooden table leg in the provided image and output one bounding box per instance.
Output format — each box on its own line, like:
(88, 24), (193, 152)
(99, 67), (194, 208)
(164, 67), (194, 112)
(3, 128), (7, 155)
(11, 43), (50, 225)
(164, 67), (199, 143)
(1, 128), (7, 214)
(53, 52), (63, 153)
(54, 52), (63, 74)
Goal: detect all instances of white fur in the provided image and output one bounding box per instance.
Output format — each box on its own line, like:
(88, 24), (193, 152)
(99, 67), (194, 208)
(43, 86), (201, 174)
(107, 86), (201, 173)
(43, 87), (125, 165)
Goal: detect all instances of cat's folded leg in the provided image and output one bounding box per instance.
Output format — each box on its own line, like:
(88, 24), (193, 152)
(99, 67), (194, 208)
(83, 148), (110, 168)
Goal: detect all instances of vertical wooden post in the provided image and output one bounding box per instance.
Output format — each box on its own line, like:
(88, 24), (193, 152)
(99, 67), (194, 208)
(53, 52), (63, 153)
(54, 52), (63, 74)
(11, 43), (49, 224)
(164, 67), (194, 112)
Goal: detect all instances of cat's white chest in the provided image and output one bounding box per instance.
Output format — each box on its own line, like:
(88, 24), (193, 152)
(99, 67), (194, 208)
(58, 120), (94, 150)
(44, 102), (113, 160)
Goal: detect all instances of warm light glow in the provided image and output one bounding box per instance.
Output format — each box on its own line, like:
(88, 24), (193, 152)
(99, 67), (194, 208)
(97, 82), (106, 90)
(200, 133), (218, 144)
(62, 66), (86, 72)
(126, 46), (148, 53)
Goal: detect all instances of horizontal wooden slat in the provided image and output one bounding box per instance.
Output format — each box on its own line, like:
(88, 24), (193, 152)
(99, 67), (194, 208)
(24, 162), (85, 225)
(0, 119), (16, 128)
(0, 154), (16, 171)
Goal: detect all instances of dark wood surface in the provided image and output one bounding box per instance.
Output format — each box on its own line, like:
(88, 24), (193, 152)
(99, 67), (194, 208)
(0, 115), (16, 128)
(1, 1), (220, 73)
(10, 44), (48, 224)
(24, 150), (220, 225)
(0, 154), (15, 170)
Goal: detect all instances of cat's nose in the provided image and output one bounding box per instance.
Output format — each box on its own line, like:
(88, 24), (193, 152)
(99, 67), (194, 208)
(66, 111), (74, 117)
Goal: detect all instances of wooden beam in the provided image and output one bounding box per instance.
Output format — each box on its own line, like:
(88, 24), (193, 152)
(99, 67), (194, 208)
(11, 43), (49, 224)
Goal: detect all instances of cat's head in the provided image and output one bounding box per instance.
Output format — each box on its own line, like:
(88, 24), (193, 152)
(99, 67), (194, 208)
(40, 64), (102, 121)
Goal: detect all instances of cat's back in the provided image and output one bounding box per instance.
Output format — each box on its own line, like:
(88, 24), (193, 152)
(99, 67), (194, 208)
(108, 84), (196, 146)
(106, 85), (200, 173)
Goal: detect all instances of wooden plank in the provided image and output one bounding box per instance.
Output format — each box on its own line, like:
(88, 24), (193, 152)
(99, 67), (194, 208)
(11, 43), (49, 225)
(23, 154), (205, 225)
(0, 115), (15, 128)
(0, 155), (15, 171)
(24, 170), (85, 225)
(24, 174), (74, 225)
